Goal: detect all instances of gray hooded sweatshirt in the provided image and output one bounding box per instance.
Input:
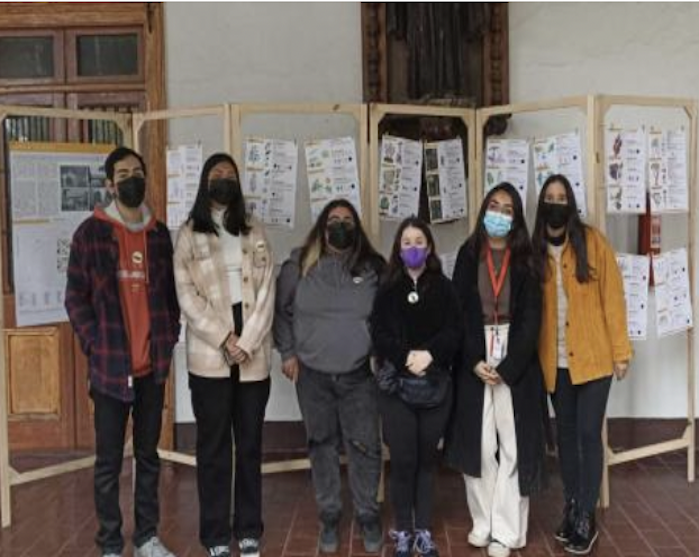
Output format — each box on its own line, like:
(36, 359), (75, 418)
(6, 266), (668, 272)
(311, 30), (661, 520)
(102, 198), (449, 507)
(274, 248), (379, 374)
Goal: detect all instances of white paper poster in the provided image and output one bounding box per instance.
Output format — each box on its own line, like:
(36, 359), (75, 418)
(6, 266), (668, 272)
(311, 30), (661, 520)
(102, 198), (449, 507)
(424, 138), (468, 223)
(647, 127), (688, 213)
(305, 137), (362, 220)
(533, 132), (587, 216)
(378, 135), (422, 219)
(166, 143), (203, 229)
(653, 248), (693, 337)
(605, 127), (646, 214)
(616, 254), (650, 340)
(8, 142), (112, 326)
(243, 137), (298, 228)
(485, 138), (529, 212)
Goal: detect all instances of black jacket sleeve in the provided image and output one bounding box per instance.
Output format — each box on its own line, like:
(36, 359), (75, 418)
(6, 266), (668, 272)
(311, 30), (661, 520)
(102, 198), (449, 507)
(452, 244), (485, 373)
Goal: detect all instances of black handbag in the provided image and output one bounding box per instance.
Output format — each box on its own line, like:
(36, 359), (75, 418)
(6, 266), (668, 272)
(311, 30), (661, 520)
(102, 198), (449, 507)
(376, 360), (450, 409)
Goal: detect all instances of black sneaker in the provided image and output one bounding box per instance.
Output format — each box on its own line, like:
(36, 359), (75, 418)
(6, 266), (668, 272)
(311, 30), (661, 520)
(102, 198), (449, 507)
(207, 546), (231, 557)
(360, 519), (383, 553)
(413, 529), (439, 557)
(389, 530), (412, 557)
(555, 499), (578, 543)
(564, 511), (598, 555)
(319, 521), (339, 553)
(238, 538), (260, 557)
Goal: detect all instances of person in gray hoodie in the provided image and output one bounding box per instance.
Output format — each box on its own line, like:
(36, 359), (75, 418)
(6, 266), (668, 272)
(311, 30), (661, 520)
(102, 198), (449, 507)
(274, 199), (385, 554)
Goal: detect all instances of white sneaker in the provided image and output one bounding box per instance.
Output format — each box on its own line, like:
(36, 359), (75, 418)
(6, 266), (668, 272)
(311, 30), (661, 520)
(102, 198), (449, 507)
(207, 547), (231, 557)
(238, 538), (260, 557)
(487, 540), (511, 557)
(135, 536), (176, 557)
(468, 530), (490, 548)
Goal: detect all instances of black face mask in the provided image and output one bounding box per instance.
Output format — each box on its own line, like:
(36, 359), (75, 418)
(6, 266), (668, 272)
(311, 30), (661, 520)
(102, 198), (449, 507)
(327, 221), (356, 251)
(116, 176), (146, 208)
(209, 178), (241, 206)
(542, 202), (570, 229)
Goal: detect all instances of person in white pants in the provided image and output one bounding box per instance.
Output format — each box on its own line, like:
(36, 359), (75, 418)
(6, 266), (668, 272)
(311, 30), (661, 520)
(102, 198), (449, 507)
(466, 325), (528, 551)
(445, 182), (547, 557)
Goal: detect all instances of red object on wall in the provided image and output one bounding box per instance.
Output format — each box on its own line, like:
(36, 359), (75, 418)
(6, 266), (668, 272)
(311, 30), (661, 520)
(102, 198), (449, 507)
(638, 193), (661, 286)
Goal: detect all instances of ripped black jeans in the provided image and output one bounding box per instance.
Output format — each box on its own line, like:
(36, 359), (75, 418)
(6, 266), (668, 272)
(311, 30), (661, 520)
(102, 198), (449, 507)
(296, 363), (382, 525)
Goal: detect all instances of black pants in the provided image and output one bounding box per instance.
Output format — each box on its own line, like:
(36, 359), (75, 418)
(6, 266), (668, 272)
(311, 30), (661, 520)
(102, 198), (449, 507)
(189, 303), (270, 548)
(379, 389), (452, 531)
(296, 364), (381, 525)
(92, 373), (165, 554)
(551, 369), (612, 513)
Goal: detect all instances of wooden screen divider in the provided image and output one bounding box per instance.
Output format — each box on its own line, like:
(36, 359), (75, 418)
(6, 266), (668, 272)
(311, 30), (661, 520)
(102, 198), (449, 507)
(1, 96), (697, 528)
(474, 94), (696, 508)
(0, 104), (133, 528)
(593, 95), (697, 506)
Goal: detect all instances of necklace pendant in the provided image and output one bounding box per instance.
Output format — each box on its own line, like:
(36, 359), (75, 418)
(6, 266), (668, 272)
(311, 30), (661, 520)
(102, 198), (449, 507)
(408, 291), (419, 304)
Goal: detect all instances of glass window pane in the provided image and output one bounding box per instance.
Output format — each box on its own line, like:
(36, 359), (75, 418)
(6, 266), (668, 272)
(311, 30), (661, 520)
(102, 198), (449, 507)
(0, 37), (54, 79)
(4, 116), (51, 142)
(77, 34), (139, 77)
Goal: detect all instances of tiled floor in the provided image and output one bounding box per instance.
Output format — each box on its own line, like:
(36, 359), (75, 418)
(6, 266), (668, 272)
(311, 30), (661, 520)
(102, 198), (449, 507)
(1, 451), (698, 557)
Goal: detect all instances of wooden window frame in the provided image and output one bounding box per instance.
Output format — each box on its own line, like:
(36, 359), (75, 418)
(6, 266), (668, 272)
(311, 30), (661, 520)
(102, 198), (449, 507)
(0, 28), (65, 87)
(65, 26), (145, 85)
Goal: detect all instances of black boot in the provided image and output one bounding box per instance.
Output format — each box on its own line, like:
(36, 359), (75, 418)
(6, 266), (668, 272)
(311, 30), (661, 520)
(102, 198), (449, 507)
(565, 511), (598, 555)
(555, 499), (578, 543)
(319, 520), (339, 553)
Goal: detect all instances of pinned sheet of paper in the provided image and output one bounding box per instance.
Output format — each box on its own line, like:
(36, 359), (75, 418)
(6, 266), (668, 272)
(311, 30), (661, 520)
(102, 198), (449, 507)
(378, 135), (422, 219)
(243, 137), (298, 228)
(653, 248), (693, 337)
(616, 253), (650, 340)
(484, 138), (530, 212)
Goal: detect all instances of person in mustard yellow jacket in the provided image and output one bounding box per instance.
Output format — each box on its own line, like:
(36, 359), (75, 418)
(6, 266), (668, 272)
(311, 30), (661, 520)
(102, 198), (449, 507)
(532, 174), (632, 556)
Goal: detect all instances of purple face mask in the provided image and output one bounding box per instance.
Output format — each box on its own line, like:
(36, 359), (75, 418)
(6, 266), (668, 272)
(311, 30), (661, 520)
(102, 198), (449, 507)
(400, 246), (429, 269)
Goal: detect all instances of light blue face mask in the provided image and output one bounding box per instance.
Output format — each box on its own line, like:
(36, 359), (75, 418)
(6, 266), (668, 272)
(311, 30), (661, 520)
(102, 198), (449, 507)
(483, 210), (513, 238)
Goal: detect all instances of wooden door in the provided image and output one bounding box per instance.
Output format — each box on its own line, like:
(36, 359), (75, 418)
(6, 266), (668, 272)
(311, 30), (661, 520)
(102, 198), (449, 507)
(0, 3), (167, 452)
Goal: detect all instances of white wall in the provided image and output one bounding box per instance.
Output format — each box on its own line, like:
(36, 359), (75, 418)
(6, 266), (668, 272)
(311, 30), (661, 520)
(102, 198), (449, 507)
(165, 3), (699, 421)
(510, 3), (699, 418)
(164, 3), (363, 422)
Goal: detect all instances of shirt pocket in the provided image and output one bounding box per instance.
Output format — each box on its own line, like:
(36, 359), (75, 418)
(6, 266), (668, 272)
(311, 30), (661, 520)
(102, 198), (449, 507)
(252, 239), (270, 268)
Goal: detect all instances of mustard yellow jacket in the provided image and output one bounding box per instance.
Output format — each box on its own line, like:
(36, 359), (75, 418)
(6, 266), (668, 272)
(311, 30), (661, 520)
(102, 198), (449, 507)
(538, 227), (632, 392)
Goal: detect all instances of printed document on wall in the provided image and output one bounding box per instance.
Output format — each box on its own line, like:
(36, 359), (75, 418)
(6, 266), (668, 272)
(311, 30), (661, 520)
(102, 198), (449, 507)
(166, 144), (203, 229)
(8, 142), (112, 326)
(378, 135), (422, 219)
(243, 137), (298, 228)
(653, 248), (693, 337)
(647, 127), (688, 213)
(533, 132), (587, 217)
(423, 138), (467, 223)
(305, 137), (362, 220)
(605, 127), (646, 214)
(615, 253), (650, 340)
(484, 138), (529, 212)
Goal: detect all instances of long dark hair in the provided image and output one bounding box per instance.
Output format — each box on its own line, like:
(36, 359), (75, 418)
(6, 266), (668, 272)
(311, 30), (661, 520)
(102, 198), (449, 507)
(384, 216), (442, 285)
(532, 173), (591, 282)
(299, 198), (384, 277)
(188, 152), (251, 236)
(466, 182), (535, 273)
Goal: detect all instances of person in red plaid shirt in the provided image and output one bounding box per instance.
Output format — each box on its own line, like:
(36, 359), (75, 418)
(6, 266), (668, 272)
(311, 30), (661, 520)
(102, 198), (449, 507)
(65, 146), (180, 557)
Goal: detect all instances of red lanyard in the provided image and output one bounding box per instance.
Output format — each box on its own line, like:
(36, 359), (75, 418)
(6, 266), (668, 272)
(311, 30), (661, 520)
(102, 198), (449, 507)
(486, 245), (511, 326)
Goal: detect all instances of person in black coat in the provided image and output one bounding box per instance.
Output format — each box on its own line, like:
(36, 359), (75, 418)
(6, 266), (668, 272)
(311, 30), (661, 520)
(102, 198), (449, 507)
(444, 183), (546, 557)
(371, 217), (461, 557)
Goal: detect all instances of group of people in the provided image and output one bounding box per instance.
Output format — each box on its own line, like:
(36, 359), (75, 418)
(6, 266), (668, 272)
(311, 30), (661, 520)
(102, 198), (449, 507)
(65, 146), (631, 557)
